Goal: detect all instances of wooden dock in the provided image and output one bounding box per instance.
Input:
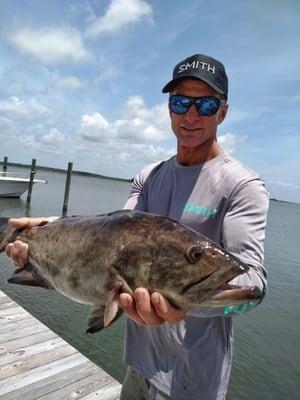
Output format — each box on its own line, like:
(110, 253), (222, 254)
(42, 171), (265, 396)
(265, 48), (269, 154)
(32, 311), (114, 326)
(0, 290), (122, 399)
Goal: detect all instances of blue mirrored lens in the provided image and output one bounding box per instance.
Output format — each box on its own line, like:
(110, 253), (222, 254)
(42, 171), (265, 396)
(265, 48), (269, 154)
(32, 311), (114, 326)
(196, 97), (220, 116)
(170, 96), (192, 114)
(170, 96), (220, 116)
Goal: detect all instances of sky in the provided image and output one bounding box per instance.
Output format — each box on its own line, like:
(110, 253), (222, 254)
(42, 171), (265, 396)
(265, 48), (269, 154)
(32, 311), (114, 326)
(0, 0), (299, 203)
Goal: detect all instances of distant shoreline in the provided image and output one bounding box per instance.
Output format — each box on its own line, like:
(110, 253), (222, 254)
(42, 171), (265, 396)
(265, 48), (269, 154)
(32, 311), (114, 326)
(269, 198), (297, 205)
(0, 161), (131, 183)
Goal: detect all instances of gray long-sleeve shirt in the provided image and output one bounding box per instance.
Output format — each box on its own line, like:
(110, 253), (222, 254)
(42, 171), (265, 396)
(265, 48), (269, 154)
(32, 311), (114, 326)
(123, 153), (269, 400)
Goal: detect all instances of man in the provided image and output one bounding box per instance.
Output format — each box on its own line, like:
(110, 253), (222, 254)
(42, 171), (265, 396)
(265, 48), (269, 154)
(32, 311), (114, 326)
(118, 53), (269, 400)
(6, 54), (269, 400)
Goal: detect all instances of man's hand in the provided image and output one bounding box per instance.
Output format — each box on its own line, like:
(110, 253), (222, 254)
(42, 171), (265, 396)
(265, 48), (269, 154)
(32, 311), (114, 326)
(5, 217), (58, 267)
(119, 288), (188, 326)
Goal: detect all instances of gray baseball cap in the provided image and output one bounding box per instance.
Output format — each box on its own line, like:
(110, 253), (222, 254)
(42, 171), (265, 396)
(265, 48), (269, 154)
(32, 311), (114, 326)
(162, 53), (228, 98)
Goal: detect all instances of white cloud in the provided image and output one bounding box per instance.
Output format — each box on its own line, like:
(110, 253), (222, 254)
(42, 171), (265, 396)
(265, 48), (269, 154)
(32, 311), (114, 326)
(80, 113), (110, 142)
(79, 95), (170, 143)
(0, 96), (50, 121)
(75, 95), (174, 176)
(95, 67), (121, 84)
(113, 143), (175, 165)
(38, 128), (67, 147)
(85, 0), (152, 37)
(53, 75), (82, 90)
(7, 27), (90, 65)
(218, 132), (247, 154)
(267, 180), (300, 190)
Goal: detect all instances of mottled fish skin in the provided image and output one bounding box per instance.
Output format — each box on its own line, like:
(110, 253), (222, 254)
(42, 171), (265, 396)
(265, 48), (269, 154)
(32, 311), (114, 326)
(0, 210), (261, 333)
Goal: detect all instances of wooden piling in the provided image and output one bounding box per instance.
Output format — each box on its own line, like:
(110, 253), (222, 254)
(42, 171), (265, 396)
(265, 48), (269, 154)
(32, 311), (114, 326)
(26, 159), (37, 206)
(62, 162), (73, 216)
(3, 156), (8, 175)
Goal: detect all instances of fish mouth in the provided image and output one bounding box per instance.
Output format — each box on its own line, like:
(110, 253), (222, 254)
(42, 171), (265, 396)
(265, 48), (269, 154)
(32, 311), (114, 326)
(206, 283), (262, 306)
(181, 272), (215, 295)
(182, 267), (262, 306)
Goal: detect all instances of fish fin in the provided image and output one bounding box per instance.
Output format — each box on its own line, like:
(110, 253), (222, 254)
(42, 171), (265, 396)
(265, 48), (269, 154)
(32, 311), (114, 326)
(104, 281), (123, 328)
(86, 305), (123, 334)
(86, 306), (105, 333)
(7, 263), (54, 289)
(86, 281), (123, 334)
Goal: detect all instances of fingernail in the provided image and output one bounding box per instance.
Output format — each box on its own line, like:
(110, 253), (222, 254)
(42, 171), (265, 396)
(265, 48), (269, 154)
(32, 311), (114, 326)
(119, 294), (128, 307)
(135, 290), (145, 302)
(151, 293), (160, 305)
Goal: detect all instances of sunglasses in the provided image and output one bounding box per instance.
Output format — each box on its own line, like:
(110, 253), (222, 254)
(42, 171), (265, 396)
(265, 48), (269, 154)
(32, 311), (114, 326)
(169, 95), (223, 116)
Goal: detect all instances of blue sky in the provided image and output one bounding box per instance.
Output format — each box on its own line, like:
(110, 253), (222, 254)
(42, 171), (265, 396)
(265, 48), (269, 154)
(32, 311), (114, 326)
(0, 0), (299, 203)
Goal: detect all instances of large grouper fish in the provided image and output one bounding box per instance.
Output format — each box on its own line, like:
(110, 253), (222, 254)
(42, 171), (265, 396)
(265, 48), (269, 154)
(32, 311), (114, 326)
(0, 210), (261, 333)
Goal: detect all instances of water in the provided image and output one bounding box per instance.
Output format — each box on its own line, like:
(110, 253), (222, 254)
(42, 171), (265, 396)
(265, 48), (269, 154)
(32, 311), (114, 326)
(0, 166), (299, 399)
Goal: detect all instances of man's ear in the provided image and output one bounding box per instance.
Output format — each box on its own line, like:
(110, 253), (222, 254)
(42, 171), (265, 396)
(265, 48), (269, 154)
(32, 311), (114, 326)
(217, 102), (229, 125)
(168, 101), (172, 118)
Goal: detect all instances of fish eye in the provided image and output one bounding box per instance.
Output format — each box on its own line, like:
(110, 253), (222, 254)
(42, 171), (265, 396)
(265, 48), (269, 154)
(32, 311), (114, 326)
(187, 245), (204, 262)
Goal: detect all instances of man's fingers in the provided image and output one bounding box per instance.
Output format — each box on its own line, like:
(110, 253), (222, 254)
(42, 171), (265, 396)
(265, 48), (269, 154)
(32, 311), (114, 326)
(119, 290), (186, 327)
(8, 217), (45, 229)
(5, 243), (13, 258)
(5, 240), (29, 267)
(119, 293), (147, 326)
(6, 216), (58, 266)
(151, 292), (187, 324)
(134, 289), (164, 326)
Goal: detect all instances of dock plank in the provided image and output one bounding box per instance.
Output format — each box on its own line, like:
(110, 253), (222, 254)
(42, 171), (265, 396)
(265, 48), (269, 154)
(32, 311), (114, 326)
(80, 384), (122, 400)
(36, 371), (120, 400)
(1, 362), (99, 400)
(0, 290), (121, 399)
(0, 323), (49, 343)
(0, 337), (66, 366)
(1, 343), (77, 379)
(0, 330), (57, 355)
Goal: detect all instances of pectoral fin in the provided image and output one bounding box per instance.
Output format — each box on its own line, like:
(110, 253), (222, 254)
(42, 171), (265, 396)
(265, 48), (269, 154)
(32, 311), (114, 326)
(86, 281), (123, 334)
(7, 263), (53, 289)
(104, 281), (123, 327)
(87, 306), (106, 333)
(87, 304), (123, 334)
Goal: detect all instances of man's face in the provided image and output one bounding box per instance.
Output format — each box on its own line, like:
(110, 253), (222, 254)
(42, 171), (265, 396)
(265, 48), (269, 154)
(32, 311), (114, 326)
(169, 78), (228, 149)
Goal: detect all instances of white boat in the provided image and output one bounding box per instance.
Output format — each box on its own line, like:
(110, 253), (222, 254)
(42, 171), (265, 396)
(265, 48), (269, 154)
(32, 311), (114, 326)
(0, 171), (47, 198)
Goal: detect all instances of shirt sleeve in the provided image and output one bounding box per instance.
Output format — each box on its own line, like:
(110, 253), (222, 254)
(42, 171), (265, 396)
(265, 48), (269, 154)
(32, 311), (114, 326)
(123, 173), (146, 211)
(123, 161), (163, 211)
(188, 178), (269, 317)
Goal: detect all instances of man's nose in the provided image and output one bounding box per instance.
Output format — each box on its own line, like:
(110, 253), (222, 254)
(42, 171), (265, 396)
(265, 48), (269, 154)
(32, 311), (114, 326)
(184, 104), (199, 122)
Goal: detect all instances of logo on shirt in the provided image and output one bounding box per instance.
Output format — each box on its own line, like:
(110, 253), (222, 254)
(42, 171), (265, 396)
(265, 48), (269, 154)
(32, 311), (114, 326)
(183, 202), (217, 218)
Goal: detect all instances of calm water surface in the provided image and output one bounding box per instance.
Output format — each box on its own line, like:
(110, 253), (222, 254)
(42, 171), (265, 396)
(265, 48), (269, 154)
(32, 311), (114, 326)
(0, 166), (299, 400)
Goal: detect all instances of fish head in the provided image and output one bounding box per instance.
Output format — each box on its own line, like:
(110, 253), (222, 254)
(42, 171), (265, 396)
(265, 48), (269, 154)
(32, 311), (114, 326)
(143, 219), (262, 308)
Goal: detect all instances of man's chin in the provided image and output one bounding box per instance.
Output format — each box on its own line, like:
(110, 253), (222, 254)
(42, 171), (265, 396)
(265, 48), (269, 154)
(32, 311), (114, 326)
(178, 137), (203, 148)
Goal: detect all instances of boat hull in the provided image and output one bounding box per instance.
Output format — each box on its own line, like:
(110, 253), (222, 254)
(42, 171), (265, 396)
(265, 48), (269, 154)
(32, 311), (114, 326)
(0, 174), (47, 198)
(0, 180), (31, 197)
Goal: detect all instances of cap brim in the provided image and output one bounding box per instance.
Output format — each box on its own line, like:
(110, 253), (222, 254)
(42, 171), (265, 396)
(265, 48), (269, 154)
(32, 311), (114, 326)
(162, 76), (226, 98)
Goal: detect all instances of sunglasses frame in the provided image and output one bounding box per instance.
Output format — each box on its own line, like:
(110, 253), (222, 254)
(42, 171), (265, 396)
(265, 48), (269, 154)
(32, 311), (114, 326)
(169, 95), (224, 116)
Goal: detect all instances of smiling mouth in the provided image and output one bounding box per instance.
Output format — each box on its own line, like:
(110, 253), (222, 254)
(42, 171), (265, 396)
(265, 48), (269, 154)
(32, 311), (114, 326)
(182, 127), (202, 132)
